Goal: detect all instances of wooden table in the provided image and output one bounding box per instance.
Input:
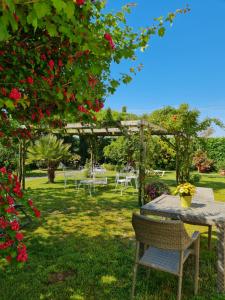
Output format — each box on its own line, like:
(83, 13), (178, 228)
(141, 189), (225, 293)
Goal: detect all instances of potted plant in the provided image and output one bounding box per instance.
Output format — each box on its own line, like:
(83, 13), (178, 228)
(217, 161), (225, 176)
(144, 181), (170, 203)
(174, 182), (196, 208)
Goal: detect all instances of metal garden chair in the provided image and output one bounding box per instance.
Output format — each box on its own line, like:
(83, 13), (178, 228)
(131, 213), (200, 300)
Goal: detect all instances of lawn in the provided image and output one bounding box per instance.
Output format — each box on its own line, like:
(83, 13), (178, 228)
(1, 171), (225, 300)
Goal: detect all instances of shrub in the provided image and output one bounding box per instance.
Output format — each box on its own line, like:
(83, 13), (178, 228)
(216, 160), (225, 171)
(102, 163), (115, 171)
(144, 181), (170, 203)
(189, 174), (201, 184)
(193, 150), (214, 173)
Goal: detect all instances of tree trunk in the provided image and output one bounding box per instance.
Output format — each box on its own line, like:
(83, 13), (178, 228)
(48, 163), (55, 183)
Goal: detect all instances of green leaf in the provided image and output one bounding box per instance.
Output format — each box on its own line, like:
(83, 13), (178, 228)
(0, 20), (9, 41)
(5, 99), (15, 110)
(57, 92), (63, 100)
(51, 0), (66, 13)
(5, 0), (15, 11)
(46, 22), (58, 37)
(63, 2), (75, 19)
(158, 27), (165, 37)
(34, 2), (51, 19)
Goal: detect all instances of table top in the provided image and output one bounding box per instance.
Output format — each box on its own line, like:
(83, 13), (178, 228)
(141, 187), (225, 226)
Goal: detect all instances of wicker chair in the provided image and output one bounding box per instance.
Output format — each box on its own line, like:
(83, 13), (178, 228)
(131, 213), (200, 300)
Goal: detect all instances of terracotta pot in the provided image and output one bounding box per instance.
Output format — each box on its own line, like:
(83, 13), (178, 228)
(180, 195), (192, 208)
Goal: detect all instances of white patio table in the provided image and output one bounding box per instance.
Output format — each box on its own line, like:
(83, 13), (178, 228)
(141, 189), (225, 293)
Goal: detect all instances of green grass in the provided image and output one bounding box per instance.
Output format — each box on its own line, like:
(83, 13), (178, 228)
(1, 171), (225, 299)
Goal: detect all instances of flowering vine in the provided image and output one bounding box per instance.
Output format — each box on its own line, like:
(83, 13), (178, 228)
(0, 167), (40, 266)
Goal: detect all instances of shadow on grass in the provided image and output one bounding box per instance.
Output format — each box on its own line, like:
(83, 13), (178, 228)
(0, 228), (221, 300)
(2, 173), (224, 300)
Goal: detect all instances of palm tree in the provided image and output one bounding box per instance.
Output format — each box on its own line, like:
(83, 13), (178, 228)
(27, 134), (71, 183)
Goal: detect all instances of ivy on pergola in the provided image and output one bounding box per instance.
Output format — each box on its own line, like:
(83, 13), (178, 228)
(65, 120), (168, 206)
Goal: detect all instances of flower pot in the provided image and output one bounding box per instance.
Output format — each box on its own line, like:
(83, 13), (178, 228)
(180, 195), (192, 208)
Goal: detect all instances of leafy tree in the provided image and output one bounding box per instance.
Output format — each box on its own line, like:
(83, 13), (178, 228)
(148, 104), (223, 183)
(104, 135), (139, 167)
(27, 134), (70, 183)
(199, 137), (225, 163)
(0, 2), (188, 140)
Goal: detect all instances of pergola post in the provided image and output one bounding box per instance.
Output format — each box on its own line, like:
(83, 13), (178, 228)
(90, 136), (94, 173)
(138, 123), (145, 207)
(18, 139), (26, 190)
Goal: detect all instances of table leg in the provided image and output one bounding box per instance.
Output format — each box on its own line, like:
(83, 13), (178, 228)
(217, 223), (225, 293)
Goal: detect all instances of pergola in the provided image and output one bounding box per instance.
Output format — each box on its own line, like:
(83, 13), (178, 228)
(65, 120), (167, 206)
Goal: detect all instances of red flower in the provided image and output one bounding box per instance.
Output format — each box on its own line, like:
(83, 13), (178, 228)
(13, 13), (19, 23)
(0, 217), (8, 229)
(0, 167), (7, 174)
(15, 232), (24, 241)
(1, 87), (7, 96)
(5, 206), (17, 215)
(48, 59), (54, 70)
(46, 109), (51, 117)
(17, 245), (28, 262)
(0, 65), (4, 71)
(9, 88), (21, 101)
(76, 0), (85, 6)
(10, 220), (20, 231)
(6, 255), (12, 263)
(27, 77), (34, 84)
(58, 59), (63, 67)
(0, 240), (14, 250)
(6, 195), (14, 205)
(0, 131), (4, 137)
(41, 53), (47, 61)
(33, 207), (41, 218)
(104, 33), (115, 49)
(28, 199), (33, 207)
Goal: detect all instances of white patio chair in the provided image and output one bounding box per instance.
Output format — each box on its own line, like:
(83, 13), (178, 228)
(115, 173), (132, 195)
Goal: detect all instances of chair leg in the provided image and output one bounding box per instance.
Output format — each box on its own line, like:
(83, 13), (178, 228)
(177, 252), (184, 300)
(131, 263), (138, 300)
(177, 275), (183, 300)
(194, 237), (200, 295)
(208, 225), (212, 250)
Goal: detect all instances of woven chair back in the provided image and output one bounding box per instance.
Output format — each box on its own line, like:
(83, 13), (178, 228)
(132, 213), (191, 250)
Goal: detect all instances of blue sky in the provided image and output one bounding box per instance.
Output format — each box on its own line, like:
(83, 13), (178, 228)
(105, 0), (225, 136)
